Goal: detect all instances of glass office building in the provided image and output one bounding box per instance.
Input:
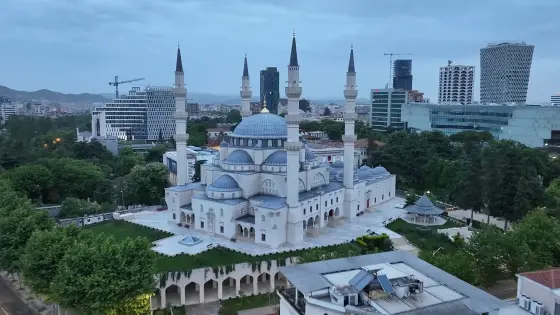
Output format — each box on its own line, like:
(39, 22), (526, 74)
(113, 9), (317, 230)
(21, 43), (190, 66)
(370, 88), (409, 131)
(401, 103), (560, 148)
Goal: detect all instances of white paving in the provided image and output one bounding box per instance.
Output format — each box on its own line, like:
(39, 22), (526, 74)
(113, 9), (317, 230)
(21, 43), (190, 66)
(124, 197), (408, 256)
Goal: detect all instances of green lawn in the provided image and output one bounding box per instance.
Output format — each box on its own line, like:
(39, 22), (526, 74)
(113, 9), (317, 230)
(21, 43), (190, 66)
(86, 220), (358, 272)
(386, 218), (463, 254)
(220, 293), (278, 315)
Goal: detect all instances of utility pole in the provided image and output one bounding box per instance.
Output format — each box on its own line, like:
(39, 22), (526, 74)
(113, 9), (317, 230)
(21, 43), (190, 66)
(383, 53), (412, 88)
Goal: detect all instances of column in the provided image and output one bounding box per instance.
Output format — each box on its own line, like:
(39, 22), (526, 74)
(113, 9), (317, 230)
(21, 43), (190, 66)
(218, 282), (223, 300)
(253, 276), (258, 295)
(160, 289), (166, 308)
(180, 286), (186, 305)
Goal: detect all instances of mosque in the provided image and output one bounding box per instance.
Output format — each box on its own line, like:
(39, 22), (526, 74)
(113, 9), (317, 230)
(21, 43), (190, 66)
(164, 35), (396, 249)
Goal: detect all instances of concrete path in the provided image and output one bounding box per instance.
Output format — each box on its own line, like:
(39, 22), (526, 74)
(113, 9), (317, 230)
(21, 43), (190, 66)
(0, 276), (38, 315)
(238, 305), (277, 315)
(447, 209), (509, 230)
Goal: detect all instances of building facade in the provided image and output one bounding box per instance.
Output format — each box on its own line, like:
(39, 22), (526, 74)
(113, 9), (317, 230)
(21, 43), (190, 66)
(551, 94), (560, 106)
(401, 102), (560, 148)
(165, 36), (396, 249)
(516, 268), (560, 315)
(392, 59), (412, 90)
(369, 88), (409, 131)
(92, 86), (180, 140)
(260, 67), (280, 114)
(438, 63), (474, 105)
(480, 42), (534, 104)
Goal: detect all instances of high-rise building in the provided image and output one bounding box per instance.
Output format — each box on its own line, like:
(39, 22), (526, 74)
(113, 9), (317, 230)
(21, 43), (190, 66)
(369, 88), (408, 131)
(480, 42), (534, 104)
(92, 86), (179, 140)
(551, 94), (560, 106)
(392, 59), (412, 90)
(260, 67), (280, 114)
(438, 62), (475, 105)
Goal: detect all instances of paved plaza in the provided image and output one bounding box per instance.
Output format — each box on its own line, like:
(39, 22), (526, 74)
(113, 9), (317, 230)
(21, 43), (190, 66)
(123, 197), (407, 256)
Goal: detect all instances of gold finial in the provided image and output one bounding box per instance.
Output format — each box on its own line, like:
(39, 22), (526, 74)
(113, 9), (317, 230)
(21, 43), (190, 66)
(261, 97), (269, 113)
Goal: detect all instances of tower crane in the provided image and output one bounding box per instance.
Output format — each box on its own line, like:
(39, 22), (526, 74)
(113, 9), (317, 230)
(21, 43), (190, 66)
(108, 76), (145, 99)
(383, 53), (412, 88)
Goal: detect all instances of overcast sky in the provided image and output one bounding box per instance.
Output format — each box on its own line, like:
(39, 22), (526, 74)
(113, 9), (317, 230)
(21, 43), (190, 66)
(1, 0), (558, 102)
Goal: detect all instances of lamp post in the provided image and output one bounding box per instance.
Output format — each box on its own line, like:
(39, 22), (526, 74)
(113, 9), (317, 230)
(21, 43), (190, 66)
(120, 190), (125, 208)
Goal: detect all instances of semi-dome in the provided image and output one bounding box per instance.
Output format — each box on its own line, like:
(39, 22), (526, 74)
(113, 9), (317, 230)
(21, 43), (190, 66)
(332, 160), (344, 168)
(371, 166), (389, 175)
(224, 150), (254, 165)
(231, 113), (287, 139)
(208, 175), (240, 191)
(263, 150), (287, 165)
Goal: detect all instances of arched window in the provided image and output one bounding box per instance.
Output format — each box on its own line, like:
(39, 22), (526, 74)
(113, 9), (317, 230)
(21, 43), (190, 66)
(200, 205), (203, 213)
(220, 208), (223, 216)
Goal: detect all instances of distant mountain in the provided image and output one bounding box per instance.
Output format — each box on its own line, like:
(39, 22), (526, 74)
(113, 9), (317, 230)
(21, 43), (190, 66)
(0, 85), (109, 104)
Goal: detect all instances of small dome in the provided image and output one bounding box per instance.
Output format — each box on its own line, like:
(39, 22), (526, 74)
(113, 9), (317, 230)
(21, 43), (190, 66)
(332, 160), (344, 168)
(359, 165), (371, 171)
(232, 113), (287, 139)
(224, 150), (254, 165)
(371, 166), (389, 175)
(208, 175), (240, 191)
(263, 150), (287, 166)
(305, 148), (315, 162)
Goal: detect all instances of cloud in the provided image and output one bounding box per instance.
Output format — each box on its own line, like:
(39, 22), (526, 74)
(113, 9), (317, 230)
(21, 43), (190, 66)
(0, 0), (557, 102)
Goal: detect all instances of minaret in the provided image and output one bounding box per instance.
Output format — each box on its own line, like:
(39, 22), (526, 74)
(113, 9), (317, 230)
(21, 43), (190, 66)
(240, 54), (252, 118)
(285, 33), (303, 245)
(343, 46), (358, 218)
(174, 45), (189, 185)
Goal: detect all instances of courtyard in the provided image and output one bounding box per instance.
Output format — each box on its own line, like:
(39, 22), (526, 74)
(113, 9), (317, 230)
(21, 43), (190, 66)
(120, 197), (408, 256)
(386, 218), (464, 254)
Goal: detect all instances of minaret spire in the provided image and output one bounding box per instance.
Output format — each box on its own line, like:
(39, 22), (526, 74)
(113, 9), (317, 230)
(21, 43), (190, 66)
(285, 32), (303, 245)
(343, 46), (358, 218)
(240, 54), (252, 118)
(176, 46), (184, 73)
(289, 32), (299, 67)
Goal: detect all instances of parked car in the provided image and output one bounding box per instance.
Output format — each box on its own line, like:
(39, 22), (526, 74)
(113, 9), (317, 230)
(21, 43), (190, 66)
(394, 203), (405, 209)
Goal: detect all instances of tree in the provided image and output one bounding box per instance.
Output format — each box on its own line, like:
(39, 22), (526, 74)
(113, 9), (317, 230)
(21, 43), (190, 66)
(0, 206), (54, 275)
(323, 107), (331, 116)
(4, 164), (53, 203)
(58, 197), (102, 218)
(21, 226), (81, 296)
(50, 232), (156, 314)
(419, 250), (478, 285)
(545, 178), (560, 209)
(145, 145), (168, 163)
(511, 209), (560, 267)
(299, 99), (311, 112)
(192, 160), (206, 182)
(125, 162), (169, 205)
(465, 227), (507, 287)
(226, 109), (242, 124)
(116, 147), (145, 177)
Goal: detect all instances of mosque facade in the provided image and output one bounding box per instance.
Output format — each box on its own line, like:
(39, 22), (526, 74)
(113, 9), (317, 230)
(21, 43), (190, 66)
(165, 35), (396, 248)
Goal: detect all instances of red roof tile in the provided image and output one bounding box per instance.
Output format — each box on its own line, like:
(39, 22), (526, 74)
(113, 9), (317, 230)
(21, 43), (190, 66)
(519, 268), (560, 289)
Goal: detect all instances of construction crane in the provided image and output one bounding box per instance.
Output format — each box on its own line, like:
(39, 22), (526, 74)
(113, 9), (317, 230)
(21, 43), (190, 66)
(383, 53), (412, 88)
(109, 76), (145, 99)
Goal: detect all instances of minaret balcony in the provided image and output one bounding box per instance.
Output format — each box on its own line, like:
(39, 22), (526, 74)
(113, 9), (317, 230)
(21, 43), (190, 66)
(240, 90), (252, 98)
(285, 114), (303, 125)
(285, 87), (302, 99)
(174, 112), (189, 120)
(343, 135), (357, 143)
(343, 112), (358, 120)
(344, 90), (358, 99)
(284, 141), (302, 151)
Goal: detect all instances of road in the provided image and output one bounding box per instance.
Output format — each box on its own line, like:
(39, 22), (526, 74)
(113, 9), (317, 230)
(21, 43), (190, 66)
(0, 276), (37, 315)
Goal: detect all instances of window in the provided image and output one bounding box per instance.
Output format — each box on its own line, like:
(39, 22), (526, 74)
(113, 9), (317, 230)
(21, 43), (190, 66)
(261, 233), (266, 241)
(325, 201), (327, 207)
(316, 204), (318, 210)
(200, 221), (205, 228)
(303, 208), (306, 215)
(220, 209), (223, 216)
(200, 205), (203, 213)
(389, 191), (391, 197)
(261, 215), (265, 223)
(336, 197), (339, 203)
(382, 194), (384, 200)
(220, 226), (224, 233)
(173, 213), (176, 220)
(310, 206), (312, 213)
(358, 205), (360, 210)
(331, 199), (333, 205)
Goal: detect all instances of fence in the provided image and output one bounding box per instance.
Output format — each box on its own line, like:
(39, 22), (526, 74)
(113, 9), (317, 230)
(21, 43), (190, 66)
(57, 206), (154, 228)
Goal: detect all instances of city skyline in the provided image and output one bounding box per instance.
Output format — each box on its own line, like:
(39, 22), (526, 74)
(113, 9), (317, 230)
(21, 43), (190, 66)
(0, 0), (558, 102)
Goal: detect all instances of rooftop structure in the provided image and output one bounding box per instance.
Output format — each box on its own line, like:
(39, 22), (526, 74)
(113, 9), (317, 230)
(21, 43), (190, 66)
(278, 251), (514, 315)
(516, 267), (560, 315)
(404, 194), (445, 226)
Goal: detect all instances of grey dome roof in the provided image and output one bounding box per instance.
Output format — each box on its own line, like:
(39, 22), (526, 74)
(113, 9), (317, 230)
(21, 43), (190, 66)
(371, 166), (389, 175)
(263, 150), (287, 166)
(208, 175), (240, 191)
(405, 194), (443, 215)
(232, 113), (287, 139)
(359, 165), (371, 171)
(332, 160), (344, 168)
(224, 150), (254, 165)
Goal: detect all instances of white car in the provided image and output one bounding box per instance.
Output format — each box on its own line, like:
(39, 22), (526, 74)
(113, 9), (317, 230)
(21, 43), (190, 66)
(394, 203), (405, 209)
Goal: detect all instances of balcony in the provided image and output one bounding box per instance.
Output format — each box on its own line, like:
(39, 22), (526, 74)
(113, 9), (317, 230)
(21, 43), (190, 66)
(279, 288), (306, 315)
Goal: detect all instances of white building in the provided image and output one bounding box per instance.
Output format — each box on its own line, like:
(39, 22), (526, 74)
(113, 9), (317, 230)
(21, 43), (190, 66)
(401, 102), (560, 148)
(278, 251), (529, 315)
(92, 86), (178, 140)
(369, 88), (408, 131)
(552, 94), (560, 106)
(438, 62), (474, 105)
(163, 147), (217, 185)
(516, 268), (560, 315)
(480, 42), (534, 104)
(0, 103), (16, 122)
(165, 36), (396, 248)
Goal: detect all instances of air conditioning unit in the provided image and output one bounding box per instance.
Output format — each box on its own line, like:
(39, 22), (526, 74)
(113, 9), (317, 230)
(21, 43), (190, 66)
(520, 295), (531, 310)
(534, 302), (544, 315)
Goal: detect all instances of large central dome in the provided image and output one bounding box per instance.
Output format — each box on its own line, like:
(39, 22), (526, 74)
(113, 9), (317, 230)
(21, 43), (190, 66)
(232, 113), (287, 139)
